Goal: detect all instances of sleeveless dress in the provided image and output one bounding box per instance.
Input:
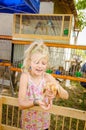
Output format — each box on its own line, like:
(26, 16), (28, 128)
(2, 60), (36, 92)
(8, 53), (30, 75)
(21, 74), (50, 130)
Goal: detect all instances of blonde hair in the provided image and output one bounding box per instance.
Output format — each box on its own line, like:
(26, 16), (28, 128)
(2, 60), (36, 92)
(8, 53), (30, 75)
(22, 40), (49, 72)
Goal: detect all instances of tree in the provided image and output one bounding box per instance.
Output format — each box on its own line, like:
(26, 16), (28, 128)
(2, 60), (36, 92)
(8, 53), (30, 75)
(76, 0), (86, 10)
(75, 0), (86, 30)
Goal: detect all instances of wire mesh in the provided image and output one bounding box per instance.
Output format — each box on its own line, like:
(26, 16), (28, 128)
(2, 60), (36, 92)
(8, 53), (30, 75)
(0, 39), (12, 61)
(12, 44), (86, 79)
(12, 44), (30, 68)
(14, 14), (70, 37)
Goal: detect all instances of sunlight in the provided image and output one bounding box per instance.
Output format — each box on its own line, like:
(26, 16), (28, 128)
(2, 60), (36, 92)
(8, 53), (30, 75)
(77, 27), (86, 45)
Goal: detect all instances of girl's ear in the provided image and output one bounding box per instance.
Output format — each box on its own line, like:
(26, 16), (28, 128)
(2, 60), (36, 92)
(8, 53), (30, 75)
(29, 66), (31, 70)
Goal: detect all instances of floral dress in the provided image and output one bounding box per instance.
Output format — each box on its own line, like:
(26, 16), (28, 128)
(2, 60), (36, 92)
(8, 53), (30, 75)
(21, 75), (50, 130)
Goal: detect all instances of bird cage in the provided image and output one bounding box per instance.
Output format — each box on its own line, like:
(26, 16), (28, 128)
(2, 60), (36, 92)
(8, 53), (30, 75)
(12, 14), (74, 68)
(13, 14), (73, 43)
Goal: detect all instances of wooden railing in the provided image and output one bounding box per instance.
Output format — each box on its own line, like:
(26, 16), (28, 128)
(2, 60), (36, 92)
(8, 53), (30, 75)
(0, 96), (86, 130)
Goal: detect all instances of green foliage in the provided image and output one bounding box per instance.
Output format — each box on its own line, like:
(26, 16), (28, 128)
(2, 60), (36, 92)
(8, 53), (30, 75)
(75, 0), (86, 30)
(76, 0), (86, 10)
(75, 49), (86, 60)
(77, 11), (86, 30)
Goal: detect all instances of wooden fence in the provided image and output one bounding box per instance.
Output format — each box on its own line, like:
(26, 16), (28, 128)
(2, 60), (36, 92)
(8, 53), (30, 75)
(0, 96), (86, 130)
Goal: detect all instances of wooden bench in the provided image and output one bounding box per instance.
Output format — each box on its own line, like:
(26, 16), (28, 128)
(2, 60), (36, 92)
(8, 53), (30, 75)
(0, 96), (86, 130)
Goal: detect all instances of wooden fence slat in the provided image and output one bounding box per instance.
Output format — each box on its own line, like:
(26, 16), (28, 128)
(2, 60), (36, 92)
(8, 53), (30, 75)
(0, 97), (2, 129)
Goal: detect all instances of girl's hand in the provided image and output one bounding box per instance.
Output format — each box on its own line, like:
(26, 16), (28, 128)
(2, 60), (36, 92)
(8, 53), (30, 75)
(40, 99), (53, 110)
(37, 99), (53, 110)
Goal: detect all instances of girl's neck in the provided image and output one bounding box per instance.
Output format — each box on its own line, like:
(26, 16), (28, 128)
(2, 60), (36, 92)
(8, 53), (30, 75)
(29, 71), (44, 86)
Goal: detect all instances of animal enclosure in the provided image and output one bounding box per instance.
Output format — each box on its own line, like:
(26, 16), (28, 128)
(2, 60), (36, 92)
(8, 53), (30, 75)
(0, 37), (86, 83)
(0, 14), (86, 91)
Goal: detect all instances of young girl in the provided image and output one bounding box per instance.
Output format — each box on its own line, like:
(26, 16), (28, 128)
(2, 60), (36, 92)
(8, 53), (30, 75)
(18, 40), (69, 130)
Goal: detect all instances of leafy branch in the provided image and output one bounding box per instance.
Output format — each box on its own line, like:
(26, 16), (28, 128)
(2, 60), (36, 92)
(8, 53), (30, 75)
(75, 0), (86, 30)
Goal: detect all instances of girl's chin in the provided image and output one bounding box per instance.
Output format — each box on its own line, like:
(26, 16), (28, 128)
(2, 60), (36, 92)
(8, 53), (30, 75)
(35, 71), (43, 76)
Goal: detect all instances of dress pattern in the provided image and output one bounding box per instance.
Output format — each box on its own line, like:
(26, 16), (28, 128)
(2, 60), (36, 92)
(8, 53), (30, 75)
(21, 75), (50, 130)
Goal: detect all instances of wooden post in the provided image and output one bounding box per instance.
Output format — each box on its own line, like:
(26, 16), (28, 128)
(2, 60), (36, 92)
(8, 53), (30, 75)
(0, 96), (2, 130)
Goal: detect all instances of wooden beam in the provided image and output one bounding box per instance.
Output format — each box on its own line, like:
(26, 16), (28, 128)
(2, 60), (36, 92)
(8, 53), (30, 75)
(52, 74), (86, 82)
(10, 67), (86, 82)
(0, 35), (12, 40)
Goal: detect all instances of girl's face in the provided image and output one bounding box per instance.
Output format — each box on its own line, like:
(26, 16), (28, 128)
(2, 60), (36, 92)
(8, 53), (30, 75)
(30, 53), (48, 76)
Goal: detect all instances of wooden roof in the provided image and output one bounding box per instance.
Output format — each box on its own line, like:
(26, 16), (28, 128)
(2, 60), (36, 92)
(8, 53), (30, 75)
(41, 0), (77, 16)
(59, 0), (77, 15)
(41, 0), (78, 28)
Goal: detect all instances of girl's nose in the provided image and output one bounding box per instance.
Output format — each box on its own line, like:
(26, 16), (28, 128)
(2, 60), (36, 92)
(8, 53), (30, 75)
(38, 63), (42, 67)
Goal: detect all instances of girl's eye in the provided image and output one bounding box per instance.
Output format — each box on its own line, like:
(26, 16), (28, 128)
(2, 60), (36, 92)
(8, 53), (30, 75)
(42, 62), (47, 65)
(35, 61), (39, 64)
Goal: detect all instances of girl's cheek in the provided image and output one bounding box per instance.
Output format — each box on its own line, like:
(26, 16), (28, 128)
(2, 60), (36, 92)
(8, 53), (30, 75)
(44, 64), (47, 68)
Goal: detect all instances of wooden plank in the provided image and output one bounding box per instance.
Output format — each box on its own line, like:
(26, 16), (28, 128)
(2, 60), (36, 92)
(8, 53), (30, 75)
(68, 15), (73, 38)
(30, 105), (86, 121)
(52, 74), (86, 82)
(2, 96), (18, 107)
(0, 97), (2, 129)
(61, 16), (64, 36)
(12, 34), (69, 41)
(19, 15), (22, 34)
(10, 67), (86, 82)
(45, 43), (86, 50)
(1, 125), (21, 130)
(0, 35), (12, 40)
(10, 67), (21, 72)
(19, 13), (73, 17)
(12, 39), (86, 50)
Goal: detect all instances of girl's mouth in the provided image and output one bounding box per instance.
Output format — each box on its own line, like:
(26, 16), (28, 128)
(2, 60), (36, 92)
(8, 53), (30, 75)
(36, 69), (43, 72)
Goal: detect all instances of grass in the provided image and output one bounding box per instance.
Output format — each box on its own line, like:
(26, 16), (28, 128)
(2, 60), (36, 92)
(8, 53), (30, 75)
(53, 80), (86, 111)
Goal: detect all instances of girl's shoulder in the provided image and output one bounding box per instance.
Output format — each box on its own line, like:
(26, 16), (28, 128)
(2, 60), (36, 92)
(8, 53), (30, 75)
(21, 72), (29, 76)
(44, 72), (56, 82)
(20, 72), (29, 80)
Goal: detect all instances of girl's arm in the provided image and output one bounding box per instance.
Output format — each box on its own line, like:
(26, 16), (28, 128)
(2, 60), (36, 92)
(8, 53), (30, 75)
(56, 81), (69, 99)
(45, 73), (69, 100)
(18, 73), (34, 109)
